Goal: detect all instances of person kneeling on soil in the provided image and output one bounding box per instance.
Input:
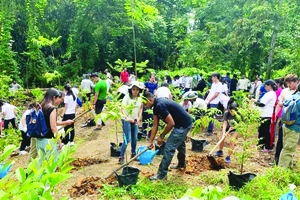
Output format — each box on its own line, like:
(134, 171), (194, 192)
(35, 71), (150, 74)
(214, 102), (238, 163)
(143, 91), (193, 181)
(119, 81), (144, 164)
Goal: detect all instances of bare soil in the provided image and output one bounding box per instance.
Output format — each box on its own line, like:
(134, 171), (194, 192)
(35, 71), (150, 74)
(8, 107), (290, 199)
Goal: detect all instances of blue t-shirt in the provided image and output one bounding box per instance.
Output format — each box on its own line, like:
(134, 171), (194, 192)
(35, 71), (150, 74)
(153, 98), (193, 128)
(145, 82), (157, 94)
(286, 93), (300, 133)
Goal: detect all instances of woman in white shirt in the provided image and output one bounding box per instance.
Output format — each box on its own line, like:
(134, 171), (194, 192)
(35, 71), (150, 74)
(252, 80), (277, 152)
(0, 100), (17, 129)
(62, 84), (77, 145)
(119, 81), (144, 164)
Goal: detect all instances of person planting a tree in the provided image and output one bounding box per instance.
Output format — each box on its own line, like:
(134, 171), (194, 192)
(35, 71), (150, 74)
(119, 81), (144, 164)
(214, 102), (239, 163)
(143, 91), (192, 181)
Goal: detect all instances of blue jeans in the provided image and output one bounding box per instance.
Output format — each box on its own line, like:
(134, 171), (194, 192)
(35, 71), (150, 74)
(157, 124), (192, 178)
(207, 104), (218, 132)
(120, 120), (138, 157)
(36, 138), (58, 168)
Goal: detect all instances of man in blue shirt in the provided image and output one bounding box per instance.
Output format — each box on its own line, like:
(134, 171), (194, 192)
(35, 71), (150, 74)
(278, 84), (300, 168)
(143, 91), (193, 180)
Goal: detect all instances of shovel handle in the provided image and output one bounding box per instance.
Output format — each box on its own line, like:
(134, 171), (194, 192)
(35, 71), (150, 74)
(58, 108), (92, 131)
(104, 147), (150, 180)
(208, 128), (233, 155)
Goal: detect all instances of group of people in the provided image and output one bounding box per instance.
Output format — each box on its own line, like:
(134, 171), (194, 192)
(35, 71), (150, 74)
(2, 69), (299, 182)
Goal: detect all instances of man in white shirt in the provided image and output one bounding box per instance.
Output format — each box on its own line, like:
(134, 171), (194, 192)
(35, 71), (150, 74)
(0, 100), (17, 129)
(80, 74), (94, 102)
(237, 75), (250, 92)
(205, 73), (223, 136)
(155, 83), (172, 99)
(106, 78), (114, 93)
(184, 76), (193, 93)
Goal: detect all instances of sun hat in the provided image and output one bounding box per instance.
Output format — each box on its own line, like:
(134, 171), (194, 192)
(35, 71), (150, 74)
(129, 81), (145, 90)
(183, 91), (198, 100)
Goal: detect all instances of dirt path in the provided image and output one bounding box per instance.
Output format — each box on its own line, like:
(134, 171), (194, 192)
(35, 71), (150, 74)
(8, 108), (284, 199)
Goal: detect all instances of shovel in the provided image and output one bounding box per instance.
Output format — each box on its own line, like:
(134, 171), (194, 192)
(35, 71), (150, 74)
(58, 108), (93, 133)
(207, 127), (233, 170)
(103, 146), (150, 181)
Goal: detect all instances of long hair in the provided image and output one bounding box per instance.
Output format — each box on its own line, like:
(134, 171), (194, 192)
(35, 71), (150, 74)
(64, 84), (76, 101)
(40, 88), (61, 112)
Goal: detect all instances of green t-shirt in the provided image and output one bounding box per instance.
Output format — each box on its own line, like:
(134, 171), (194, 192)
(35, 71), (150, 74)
(94, 80), (107, 100)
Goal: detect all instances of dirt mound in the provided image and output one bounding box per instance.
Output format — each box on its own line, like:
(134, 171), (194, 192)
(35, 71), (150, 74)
(72, 158), (109, 170)
(185, 155), (225, 175)
(69, 176), (117, 197)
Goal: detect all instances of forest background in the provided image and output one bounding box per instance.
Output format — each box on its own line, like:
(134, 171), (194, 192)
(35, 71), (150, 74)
(0, 0), (299, 88)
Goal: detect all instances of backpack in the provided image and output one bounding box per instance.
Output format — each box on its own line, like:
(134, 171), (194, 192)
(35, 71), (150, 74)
(26, 109), (48, 137)
(281, 96), (300, 125)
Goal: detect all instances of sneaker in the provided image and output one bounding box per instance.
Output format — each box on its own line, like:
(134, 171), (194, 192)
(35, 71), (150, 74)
(119, 157), (125, 165)
(69, 142), (75, 146)
(261, 147), (272, 153)
(19, 150), (28, 155)
(170, 164), (186, 170)
(225, 156), (231, 163)
(214, 150), (223, 157)
(131, 153), (136, 159)
(149, 174), (167, 181)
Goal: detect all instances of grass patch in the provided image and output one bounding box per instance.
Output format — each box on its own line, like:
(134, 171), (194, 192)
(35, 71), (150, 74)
(99, 176), (189, 199)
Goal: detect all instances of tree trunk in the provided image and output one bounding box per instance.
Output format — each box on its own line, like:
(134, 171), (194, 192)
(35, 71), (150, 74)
(266, 0), (283, 79)
(266, 25), (279, 79)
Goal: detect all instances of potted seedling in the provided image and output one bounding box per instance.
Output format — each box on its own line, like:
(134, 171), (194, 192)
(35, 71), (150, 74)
(227, 99), (261, 189)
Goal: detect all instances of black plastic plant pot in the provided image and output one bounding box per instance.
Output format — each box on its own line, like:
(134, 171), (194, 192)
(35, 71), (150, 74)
(228, 171), (256, 190)
(116, 166), (140, 187)
(155, 142), (165, 155)
(191, 138), (207, 152)
(110, 142), (122, 157)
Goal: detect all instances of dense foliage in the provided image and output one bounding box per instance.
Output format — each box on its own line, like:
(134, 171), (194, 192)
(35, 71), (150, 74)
(0, 0), (299, 87)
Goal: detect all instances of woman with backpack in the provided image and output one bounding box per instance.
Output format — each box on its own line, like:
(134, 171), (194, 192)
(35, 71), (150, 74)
(61, 84), (77, 145)
(35, 88), (73, 167)
(18, 103), (39, 155)
(119, 81), (144, 164)
(251, 80), (277, 152)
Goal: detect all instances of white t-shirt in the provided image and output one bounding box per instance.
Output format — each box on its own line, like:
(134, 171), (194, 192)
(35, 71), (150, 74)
(64, 95), (77, 114)
(129, 74), (136, 83)
(206, 82), (223, 104)
(18, 109), (31, 131)
(193, 98), (207, 109)
(2, 103), (16, 120)
(222, 84), (228, 93)
(238, 78), (250, 90)
(172, 79), (180, 87)
(185, 77), (193, 88)
(179, 77), (186, 87)
(259, 91), (276, 117)
(156, 87), (171, 99)
(72, 87), (79, 97)
(80, 79), (94, 93)
(106, 79), (113, 92)
(122, 94), (142, 121)
(117, 85), (129, 95)
(278, 88), (296, 102)
(179, 101), (192, 111)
